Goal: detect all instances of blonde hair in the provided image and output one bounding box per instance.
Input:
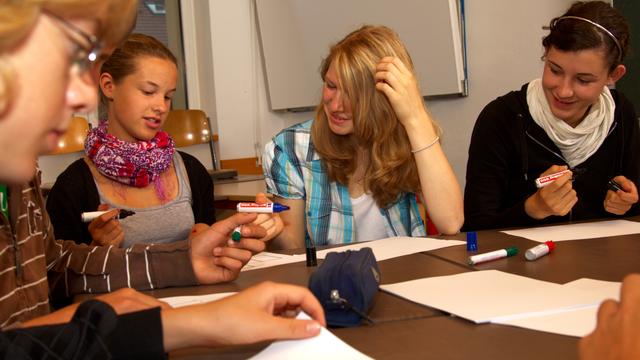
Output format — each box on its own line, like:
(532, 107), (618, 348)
(0, 0), (137, 114)
(311, 25), (437, 208)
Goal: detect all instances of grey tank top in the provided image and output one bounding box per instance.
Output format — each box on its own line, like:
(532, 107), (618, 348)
(97, 153), (195, 247)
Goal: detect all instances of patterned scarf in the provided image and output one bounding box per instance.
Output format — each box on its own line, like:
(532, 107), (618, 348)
(84, 122), (175, 187)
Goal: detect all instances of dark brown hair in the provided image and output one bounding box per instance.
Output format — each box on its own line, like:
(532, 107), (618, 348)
(543, 1), (630, 71)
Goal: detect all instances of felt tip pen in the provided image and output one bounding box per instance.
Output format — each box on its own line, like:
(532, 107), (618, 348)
(468, 247), (518, 265)
(535, 170), (572, 188)
(231, 226), (242, 242)
(525, 241), (556, 261)
(81, 209), (135, 223)
(236, 202), (290, 213)
(607, 179), (623, 192)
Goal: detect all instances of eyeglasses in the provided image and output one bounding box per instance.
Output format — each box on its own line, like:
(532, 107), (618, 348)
(45, 12), (104, 75)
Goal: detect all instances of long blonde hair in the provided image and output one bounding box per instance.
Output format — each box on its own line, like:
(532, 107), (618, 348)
(312, 25), (434, 208)
(0, 0), (137, 115)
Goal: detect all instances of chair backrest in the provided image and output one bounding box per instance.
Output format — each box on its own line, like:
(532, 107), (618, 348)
(164, 109), (221, 170)
(50, 116), (90, 155)
(164, 109), (213, 147)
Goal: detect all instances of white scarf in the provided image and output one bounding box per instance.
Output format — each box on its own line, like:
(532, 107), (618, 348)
(526, 78), (615, 168)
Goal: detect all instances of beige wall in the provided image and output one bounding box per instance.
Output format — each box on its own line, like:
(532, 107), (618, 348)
(37, 0), (575, 186)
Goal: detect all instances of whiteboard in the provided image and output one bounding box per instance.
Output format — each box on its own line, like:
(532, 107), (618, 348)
(255, 0), (467, 111)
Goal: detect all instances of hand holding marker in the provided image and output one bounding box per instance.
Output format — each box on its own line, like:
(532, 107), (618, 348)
(81, 209), (135, 223)
(231, 202), (290, 242)
(535, 169), (572, 188)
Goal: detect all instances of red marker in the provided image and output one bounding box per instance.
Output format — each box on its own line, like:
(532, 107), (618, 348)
(525, 241), (556, 261)
(535, 170), (571, 188)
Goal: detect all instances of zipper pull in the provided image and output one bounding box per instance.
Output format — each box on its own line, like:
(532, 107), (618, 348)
(330, 289), (374, 324)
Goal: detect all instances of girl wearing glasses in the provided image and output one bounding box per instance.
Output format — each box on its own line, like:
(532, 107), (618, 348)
(0, 0), (323, 356)
(263, 25), (464, 249)
(464, 1), (639, 231)
(46, 34), (282, 247)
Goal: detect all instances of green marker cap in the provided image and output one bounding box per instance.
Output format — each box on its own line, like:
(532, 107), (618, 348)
(505, 246), (519, 257)
(231, 231), (241, 242)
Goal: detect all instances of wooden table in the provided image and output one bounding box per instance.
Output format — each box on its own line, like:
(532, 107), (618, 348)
(106, 218), (640, 359)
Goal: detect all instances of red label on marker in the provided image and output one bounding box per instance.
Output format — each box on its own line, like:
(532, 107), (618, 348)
(535, 170), (571, 188)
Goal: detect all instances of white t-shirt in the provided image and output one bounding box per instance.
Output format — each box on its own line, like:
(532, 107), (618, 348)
(351, 193), (388, 242)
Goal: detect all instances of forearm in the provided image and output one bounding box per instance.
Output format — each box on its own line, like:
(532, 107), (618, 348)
(268, 198), (306, 250)
(406, 113), (463, 234)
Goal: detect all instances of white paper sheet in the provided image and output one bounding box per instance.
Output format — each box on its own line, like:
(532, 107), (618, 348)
(501, 220), (640, 242)
(496, 279), (621, 337)
(242, 252), (304, 271)
(380, 270), (606, 324)
(313, 236), (465, 261)
(250, 313), (372, 360)
(160, 292), (236, 307)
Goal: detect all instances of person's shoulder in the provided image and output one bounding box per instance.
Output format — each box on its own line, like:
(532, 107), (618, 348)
(176, 150), (200, 166)
(58, 158), (91, 179)
(477, 84), (528, 125)
(610, 89), (637, 115)
(275, 119), (313, 137)
(176, 151), (210, 177)
(271, 119), (313, 146)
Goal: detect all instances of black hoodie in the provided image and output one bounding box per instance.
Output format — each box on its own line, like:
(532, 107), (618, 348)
(463, 83), (639, 231)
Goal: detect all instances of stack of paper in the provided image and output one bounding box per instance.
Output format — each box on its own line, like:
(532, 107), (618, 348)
(381, 270), (620, 337)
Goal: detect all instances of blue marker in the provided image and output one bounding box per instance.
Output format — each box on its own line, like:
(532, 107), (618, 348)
(236, 202), (290, 213)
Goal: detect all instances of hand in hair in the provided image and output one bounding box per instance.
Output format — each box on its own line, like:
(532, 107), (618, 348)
(374, 56), (428, 128)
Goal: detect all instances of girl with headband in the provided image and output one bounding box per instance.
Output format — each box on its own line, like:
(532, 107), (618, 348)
(464, 1), (639, 231)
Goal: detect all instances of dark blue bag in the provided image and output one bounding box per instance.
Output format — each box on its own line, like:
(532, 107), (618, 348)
(308, 247), (380, 327)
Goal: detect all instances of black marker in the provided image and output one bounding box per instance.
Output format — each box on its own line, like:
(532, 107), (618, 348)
(306, 238), (317, 267)
(607, 179), (623, 192)
(81, 209), (135, 223)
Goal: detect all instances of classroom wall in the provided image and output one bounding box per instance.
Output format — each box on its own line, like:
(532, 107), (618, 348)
(205, 0), (575, 187)
(37, 0), (575, 186)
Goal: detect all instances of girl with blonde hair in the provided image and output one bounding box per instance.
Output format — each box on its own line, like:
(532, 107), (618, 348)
(264, 25), (463, 249)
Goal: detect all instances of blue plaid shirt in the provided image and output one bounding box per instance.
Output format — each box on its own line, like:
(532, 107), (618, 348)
(263, 120), (426, 247)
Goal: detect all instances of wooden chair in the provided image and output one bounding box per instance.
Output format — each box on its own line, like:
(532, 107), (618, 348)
(50, 116), (90, 154)
(163, 109), (237, 180)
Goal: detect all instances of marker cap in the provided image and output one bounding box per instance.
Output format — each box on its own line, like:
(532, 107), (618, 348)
(466, 232), (478, 252)
(544, 240), (556, 251)
(505, 246), (519, 256)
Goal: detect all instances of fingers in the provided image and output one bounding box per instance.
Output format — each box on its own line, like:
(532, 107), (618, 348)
(259, 317), (322, 340)
(596, 299), (618, 329)
(88, 209), (119, 229)
(227, 238), (266, 253)
(210, 213), (259, 236)
(255, 192), (270, 204)
(541, 165), (568, 177)
(619, 274), (640, 307)
(262, 282), (326, 327)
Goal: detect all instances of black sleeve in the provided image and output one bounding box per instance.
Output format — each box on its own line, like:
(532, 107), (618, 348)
(463, 99), (533, 231)
(0, 300), (165, 359)
(46, 159), (100, 245)
(618, 91), (640, 216)
(180, 151), (216, 224)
